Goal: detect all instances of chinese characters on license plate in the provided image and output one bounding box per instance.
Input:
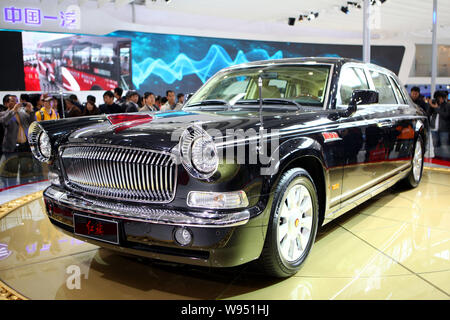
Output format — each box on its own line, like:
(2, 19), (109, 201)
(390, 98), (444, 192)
(73, 213), (119, 244)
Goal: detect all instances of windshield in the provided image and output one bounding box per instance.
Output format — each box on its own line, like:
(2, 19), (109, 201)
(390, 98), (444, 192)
(185, 64), (331, 110)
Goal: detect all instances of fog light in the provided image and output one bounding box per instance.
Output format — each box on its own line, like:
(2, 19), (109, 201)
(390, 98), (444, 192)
(187, 191), (249, 209)
(48, 170), (61, 186)
(174, 227), (193, 246)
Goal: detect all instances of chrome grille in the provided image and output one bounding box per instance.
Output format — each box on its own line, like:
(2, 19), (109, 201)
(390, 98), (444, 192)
(60, 145), (177, 203)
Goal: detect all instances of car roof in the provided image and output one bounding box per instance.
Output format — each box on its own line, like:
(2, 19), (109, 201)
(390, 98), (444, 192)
(225, 57), (359, 69)
(223, 56), (397, 78)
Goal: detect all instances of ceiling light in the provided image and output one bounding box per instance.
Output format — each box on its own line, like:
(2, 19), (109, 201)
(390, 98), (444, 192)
(307, 12), (317, 20)
(288, 17), (296, 26)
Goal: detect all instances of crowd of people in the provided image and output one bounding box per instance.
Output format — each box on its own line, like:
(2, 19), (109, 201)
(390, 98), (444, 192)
(52, 88), (187, 118)
(0, 87), (186, 156)
(409, 87), (449, 157)
(0, 85), (449, 171)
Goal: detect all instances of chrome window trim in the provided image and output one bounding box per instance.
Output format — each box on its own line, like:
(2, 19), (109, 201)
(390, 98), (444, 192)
(388, 75), (409, 106)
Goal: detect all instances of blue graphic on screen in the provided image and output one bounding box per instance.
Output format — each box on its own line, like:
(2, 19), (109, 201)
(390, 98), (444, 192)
(131, 44), (282, 88)
(109, 31), (404, 96)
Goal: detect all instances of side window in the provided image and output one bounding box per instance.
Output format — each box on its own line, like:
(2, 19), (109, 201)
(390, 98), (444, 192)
(390, 76), (407, 104)
(337, 67), (369, 106)
(369, 71), (397, 104)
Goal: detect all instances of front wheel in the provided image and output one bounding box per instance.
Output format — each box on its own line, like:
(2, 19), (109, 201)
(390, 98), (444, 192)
(259, 168), (319, 277)
(402, 135), (424, 188)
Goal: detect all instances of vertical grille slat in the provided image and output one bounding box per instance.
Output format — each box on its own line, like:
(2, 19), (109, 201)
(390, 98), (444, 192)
(61, 145), (177, 203)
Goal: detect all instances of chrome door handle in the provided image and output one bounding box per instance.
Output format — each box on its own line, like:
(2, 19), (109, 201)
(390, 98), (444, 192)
(377, 119), (393, 127)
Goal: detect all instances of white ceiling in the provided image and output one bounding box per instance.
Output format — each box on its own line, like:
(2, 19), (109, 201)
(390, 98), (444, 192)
(88, 0), (450, 40)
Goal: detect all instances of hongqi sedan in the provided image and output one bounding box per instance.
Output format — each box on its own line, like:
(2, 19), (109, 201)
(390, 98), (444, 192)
(29, 57), (428, 277)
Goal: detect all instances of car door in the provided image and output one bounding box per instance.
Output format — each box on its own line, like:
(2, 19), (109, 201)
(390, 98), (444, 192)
(387, 75), (415, 171)
(335, 65), (390, 203)
(366, 69), (413, 176)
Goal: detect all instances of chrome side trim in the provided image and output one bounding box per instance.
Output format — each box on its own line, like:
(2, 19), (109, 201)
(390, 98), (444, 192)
(324, 165), (411, 224)
(338, 162), (411, 204)
(44, 186), (250, 228)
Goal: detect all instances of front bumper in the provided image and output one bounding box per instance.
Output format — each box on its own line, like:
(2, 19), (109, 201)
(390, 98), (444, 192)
(43, 186), (268, 267)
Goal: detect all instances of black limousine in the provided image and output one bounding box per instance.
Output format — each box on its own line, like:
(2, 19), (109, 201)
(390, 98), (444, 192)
(29, 58), (428, 277)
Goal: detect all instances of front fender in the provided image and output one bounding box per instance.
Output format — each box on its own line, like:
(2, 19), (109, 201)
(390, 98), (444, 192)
(263, 136), (328, 194)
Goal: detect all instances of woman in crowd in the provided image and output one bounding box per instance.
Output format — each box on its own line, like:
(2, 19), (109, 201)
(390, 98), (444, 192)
(83, 95), (100, 116)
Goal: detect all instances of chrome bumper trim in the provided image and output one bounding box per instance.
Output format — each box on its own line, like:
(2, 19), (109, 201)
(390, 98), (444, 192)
(43, 186), (250, 228)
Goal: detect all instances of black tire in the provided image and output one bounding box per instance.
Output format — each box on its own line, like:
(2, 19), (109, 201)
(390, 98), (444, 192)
(401, 135), (424, 189)
(259, 168), (319, 277)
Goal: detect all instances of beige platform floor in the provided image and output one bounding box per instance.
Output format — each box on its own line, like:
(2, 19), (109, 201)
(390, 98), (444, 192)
(0, 169), (449, 300)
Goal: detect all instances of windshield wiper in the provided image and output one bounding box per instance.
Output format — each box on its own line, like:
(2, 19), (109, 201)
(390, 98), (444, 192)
(236, 98), (304, 110)
(185, 99), (231, 109)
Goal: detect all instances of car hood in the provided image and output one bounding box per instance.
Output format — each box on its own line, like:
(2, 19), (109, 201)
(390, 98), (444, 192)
(66, 109), (324, 152)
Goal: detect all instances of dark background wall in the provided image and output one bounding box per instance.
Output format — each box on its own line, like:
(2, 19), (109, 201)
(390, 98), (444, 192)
(0, 31), (25, 91)
(9, 29), (406, 95)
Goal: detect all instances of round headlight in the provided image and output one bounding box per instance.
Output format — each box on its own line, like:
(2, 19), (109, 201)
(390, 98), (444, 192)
(38, 131), (52, 159)
(191, 136), (218, 174)
(179, 125), (219, 179)
(28, 121), (52, 162)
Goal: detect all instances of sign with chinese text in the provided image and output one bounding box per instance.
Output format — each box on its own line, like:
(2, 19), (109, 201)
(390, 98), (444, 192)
(3, 4), (81, 30)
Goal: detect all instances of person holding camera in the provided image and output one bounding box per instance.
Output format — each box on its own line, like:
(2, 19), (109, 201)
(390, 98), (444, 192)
(0, 95), (35, 179)
(0, 95), (35, 153)
(429, 91), (450, 155)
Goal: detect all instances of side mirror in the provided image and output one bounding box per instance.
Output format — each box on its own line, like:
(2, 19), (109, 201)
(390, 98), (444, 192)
(339, 89), (379, 117)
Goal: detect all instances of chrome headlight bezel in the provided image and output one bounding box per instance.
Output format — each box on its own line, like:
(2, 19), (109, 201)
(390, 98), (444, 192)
(28, 121), (52, 162)
(179, 124), (219, 179)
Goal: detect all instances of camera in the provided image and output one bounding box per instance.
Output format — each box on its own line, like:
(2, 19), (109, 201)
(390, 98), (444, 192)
(22, 102), (27, 107)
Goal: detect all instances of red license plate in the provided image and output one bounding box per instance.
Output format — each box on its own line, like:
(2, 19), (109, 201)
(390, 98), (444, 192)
(73, 213), (119, 245)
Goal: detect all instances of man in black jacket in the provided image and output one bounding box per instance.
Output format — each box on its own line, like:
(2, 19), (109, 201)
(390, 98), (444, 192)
(99, 91), (122, 114)
(123, 91), (140, 113)
(410, 87), (430, 118)
(430, 91), (450, 155)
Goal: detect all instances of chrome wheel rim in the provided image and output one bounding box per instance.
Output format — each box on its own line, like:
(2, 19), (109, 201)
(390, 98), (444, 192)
(412, 139), (423, 182)
(277, 183), (313, 262)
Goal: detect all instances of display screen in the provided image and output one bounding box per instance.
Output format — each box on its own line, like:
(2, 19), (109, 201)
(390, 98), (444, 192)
(110, 30), (405, 95)
(21, 30), (405, 95)
(22, 31), (132, 92)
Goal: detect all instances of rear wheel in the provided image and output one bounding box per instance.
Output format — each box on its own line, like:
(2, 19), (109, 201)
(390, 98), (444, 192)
(402, 135), (424, 188)
(259, 168), (319, 277)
